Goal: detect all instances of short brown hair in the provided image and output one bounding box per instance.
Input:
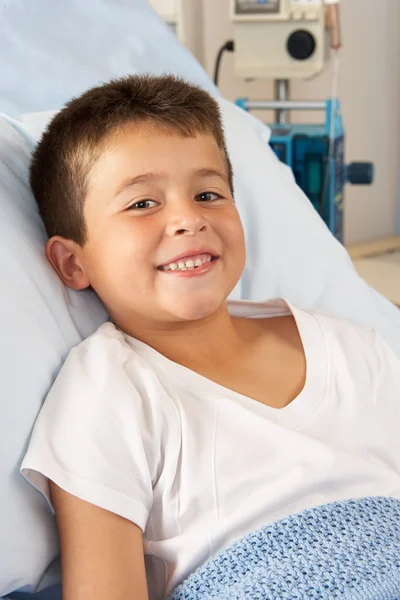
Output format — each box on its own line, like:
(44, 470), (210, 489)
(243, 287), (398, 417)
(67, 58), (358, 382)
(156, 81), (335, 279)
(30, 74), (234, 246)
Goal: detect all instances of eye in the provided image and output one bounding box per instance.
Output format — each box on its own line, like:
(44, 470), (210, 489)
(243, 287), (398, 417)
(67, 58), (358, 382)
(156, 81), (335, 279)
(195, 192), (222, 203)
(128, 199), (158, 210)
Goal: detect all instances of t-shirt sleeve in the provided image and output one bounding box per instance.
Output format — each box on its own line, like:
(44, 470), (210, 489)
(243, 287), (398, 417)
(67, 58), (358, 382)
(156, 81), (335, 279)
(21, 330), (170, 532)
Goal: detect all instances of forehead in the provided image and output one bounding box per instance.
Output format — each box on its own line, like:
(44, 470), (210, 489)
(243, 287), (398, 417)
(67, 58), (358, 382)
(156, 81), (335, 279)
(86, 124), (228, 198)
(101, 123), (225, 167)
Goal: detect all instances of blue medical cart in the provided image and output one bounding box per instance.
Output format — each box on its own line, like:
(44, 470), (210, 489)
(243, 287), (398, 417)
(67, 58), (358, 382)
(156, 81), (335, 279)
(236, 97), (373, 244)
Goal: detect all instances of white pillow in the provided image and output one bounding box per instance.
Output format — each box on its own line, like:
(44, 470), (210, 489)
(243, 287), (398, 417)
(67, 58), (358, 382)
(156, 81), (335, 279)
(0, 115), (107, 597)
(0, 0), (218, 116)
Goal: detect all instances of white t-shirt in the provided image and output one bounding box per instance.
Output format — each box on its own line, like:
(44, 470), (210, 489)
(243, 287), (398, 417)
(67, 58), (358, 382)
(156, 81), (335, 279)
(21, 299), (400, 599)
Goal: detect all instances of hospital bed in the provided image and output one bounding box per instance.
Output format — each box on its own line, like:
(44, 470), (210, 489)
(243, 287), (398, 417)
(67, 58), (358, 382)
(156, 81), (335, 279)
(1, 1), (400, 598)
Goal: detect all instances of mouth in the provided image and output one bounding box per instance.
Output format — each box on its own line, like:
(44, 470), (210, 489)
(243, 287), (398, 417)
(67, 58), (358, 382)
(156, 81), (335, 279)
(157, 252), (218, 272)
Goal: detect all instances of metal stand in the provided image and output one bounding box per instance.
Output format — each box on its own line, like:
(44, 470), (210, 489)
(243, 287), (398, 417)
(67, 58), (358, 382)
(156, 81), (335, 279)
(243, 100), (326, 111)
(274, 79), (290, 125)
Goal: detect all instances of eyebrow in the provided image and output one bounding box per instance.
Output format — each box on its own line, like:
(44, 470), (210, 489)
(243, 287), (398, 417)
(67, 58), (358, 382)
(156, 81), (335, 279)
(114, 172), (164, 197)
(113, 168), (229, 199)
(194, 168), (229, 184)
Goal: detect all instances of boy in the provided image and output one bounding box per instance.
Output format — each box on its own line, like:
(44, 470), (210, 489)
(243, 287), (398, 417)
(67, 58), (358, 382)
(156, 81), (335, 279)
(21, 75), (400, 600)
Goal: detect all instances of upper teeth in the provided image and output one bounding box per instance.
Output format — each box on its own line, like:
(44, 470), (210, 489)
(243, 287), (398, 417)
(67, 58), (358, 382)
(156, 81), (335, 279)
(161, 253), (213, 271)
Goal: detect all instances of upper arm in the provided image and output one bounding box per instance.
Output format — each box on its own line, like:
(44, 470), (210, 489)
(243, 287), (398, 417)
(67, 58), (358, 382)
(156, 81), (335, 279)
(50, 481), (149, 600)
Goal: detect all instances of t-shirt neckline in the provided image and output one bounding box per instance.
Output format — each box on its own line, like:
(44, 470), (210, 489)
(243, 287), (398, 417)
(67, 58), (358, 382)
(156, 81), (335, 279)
(121, 298), (328, 431)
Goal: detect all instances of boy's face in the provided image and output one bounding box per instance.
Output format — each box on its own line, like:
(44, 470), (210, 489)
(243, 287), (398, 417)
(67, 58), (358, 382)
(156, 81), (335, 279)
(62, 125), (246, 330)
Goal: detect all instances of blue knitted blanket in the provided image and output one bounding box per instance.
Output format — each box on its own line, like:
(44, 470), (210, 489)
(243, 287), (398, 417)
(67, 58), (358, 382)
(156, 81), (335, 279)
(167, 497), (400, 600)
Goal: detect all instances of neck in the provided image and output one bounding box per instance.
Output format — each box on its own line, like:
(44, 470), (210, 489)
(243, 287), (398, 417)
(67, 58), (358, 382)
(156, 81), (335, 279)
(114, 301), (245, 369)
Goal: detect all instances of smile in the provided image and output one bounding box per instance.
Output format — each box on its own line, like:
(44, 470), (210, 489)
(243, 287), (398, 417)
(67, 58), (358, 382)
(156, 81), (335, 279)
(158, 254), (219, 277)
(158, 253), (216, 272)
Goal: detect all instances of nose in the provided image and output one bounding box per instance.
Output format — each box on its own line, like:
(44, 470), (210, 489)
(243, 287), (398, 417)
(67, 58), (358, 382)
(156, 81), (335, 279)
(165, 202), (208, 237)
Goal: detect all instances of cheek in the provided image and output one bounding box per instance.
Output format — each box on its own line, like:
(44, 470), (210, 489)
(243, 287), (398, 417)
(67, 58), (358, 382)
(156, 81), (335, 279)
(220, 211), (246, 258)
(100, 218), (155, 256)
(84, 221), (154, 282)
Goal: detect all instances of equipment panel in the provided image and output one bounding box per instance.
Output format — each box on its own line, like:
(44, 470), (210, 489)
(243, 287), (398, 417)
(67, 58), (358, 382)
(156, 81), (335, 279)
(235, 0), (280, 15)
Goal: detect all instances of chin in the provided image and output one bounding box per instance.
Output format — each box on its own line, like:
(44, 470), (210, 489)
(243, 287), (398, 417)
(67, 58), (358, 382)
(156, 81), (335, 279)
(170, 295), (225, 322)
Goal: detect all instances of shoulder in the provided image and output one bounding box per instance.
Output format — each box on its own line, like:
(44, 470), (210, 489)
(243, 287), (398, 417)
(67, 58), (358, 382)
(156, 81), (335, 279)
(298, 305), (376, 342)
(62, 321), (158, 391)
(45, 321), (179, 436)
(69, 321), (137, 366)
(293, 304), (400, 383)
(289, 301), (375, 345)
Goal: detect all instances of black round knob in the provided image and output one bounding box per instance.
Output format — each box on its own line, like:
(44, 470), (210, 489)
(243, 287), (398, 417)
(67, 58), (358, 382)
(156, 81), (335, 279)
(287, 30), (316, 61)
(347, 162), (374, 185)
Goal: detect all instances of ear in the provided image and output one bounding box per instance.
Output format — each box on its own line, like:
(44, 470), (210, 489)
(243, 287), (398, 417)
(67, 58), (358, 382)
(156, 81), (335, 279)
(46, 236), (90, 290)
